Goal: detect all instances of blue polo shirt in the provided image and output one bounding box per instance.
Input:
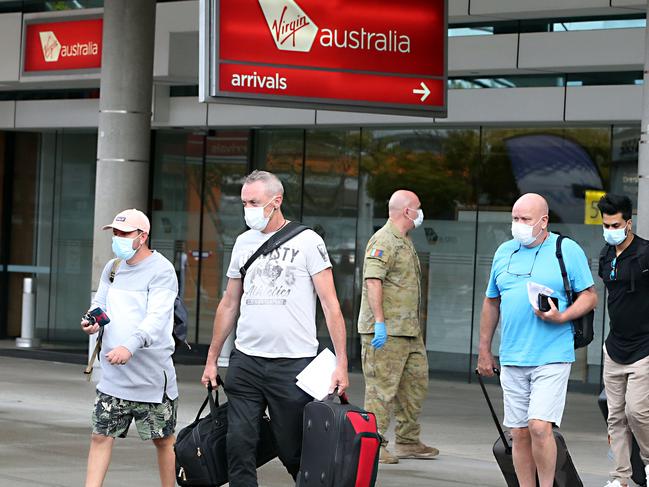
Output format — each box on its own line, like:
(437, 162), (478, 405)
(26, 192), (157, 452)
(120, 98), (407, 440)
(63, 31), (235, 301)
(486, 232), (594, 366)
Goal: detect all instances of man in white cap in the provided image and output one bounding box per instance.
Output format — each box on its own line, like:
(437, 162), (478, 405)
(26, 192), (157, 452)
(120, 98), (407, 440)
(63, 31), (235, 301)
(81, 208), (179, 487)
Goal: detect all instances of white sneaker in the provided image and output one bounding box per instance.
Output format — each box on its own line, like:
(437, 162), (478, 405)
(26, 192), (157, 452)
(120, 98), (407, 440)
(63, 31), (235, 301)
(645, 464), (649, 486)
(603, 480), (626, 487)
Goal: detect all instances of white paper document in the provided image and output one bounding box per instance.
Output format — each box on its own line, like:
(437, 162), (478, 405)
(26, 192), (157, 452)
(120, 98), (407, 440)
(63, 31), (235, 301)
(526, 281), (555, 310)
(296, 348), (337, 400)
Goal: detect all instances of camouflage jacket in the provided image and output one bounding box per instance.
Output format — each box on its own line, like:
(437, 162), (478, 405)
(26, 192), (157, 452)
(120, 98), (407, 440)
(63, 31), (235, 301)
(357, 220), (422, 336)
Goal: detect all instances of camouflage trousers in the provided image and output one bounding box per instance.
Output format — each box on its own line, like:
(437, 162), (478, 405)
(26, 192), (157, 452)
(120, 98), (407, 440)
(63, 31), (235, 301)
(360, 334), (428, 446)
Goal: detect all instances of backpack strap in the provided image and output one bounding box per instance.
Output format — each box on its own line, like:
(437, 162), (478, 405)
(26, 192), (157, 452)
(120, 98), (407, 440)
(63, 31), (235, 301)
(598, 244), (612, 279)
(239, 221), (310, 278)
(555, 235), (574, 305)
(109, 258), (122, 283)
(85, 258), (121, 379)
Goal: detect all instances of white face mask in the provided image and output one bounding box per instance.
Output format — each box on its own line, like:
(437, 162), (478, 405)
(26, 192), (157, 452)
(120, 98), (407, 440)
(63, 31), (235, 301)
(244, 196), (277, 231)
(511, 217), (544, 246)
(406, 208), (424, 228)
(603, 226), (627, 246)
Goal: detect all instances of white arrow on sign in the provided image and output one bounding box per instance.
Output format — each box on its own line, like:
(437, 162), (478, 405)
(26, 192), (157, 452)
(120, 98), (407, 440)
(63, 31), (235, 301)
(412, 82), (430, 102)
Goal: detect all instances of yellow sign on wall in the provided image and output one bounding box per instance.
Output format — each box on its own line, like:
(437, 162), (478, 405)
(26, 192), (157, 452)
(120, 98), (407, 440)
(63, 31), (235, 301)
(584, 190), (606, 225)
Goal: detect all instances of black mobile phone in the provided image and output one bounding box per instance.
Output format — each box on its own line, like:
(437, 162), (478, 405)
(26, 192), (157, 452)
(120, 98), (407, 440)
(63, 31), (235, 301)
(538, 294), (559, 312)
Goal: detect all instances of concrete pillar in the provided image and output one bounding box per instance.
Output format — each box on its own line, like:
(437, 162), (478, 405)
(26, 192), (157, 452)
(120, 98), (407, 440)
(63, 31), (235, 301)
(637, 1), (649, 237)
(91, 0), (156, 291)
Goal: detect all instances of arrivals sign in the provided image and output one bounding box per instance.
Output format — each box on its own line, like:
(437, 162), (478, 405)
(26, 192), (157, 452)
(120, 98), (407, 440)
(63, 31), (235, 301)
(22, 14), (102, 74)
(200, 0), (447, 117)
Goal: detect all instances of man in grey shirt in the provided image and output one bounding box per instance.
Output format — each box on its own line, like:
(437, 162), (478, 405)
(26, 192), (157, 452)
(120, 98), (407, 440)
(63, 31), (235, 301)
(81, 208), (179, 487)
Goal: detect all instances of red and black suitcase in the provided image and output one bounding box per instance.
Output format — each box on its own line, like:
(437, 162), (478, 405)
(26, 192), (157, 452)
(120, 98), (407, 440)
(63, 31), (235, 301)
(296, 393), (381, 487)
(476, 370), (583, 487)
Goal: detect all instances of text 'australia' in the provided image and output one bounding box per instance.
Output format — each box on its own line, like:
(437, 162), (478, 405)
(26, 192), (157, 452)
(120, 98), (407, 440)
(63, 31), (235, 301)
(319, 28), (411, 53)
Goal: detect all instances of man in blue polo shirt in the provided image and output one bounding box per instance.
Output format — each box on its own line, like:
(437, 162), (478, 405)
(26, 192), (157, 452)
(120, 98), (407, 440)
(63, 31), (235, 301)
(477, 193), (597, 487)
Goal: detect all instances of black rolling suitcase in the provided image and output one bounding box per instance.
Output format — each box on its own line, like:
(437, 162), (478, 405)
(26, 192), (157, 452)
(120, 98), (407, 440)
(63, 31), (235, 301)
(598, 389), (646, 487)
(296, 392), (381, 487)
(476, 371), (583, 487)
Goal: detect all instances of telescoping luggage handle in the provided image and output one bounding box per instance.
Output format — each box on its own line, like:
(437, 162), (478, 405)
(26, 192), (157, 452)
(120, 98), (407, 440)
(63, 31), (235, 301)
(475, 369), (511, 455)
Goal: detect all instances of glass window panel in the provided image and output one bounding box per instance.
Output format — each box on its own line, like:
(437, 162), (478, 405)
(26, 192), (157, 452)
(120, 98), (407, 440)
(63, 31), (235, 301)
(0, 132), (4, 264)
(7, 133), (39, 337)
(450, 75), (564, 89)
(0, 133), (6, 336)
(303, 129), (360, 356)
(611, 126), (640, 208)
(151, 130), (205, 345)
(448, 26), (494, 37)
(46, 131), (96, 341)
(253, 129), (304, 221)
(554, 19), (645, 31)
(199, 130), (250, 344)
(477, 126), (612, 383)
(359, 128), (481, 374)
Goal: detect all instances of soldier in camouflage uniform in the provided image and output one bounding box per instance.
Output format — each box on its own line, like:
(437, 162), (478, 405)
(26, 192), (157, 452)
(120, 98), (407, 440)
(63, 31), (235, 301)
(358, 190), (439, 464)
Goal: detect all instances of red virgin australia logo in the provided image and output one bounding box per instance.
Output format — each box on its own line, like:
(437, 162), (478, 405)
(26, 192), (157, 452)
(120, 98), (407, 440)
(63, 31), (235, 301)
(258, 0), (319, 52)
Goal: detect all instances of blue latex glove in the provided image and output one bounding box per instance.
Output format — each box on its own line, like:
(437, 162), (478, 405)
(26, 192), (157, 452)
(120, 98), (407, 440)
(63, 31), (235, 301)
(371, 322), (387, 349)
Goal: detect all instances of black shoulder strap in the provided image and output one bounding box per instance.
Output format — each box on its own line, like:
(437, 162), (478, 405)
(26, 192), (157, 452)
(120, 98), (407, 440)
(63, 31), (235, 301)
(240, 221), (309, 278)
(555, 235), (574, 305)
(598, 244), (612, 278)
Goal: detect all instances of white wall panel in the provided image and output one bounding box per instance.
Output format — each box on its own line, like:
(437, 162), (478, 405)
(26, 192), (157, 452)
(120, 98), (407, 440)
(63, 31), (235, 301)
(449, 34), (519, 75)
(439, 87), (565, 124)
(208, 103), (316, 126)
(15, 99), (99, 128)
(0, 13), (22, 82)
(168, 32), (199, 82)
(154, 0), (199, 81)
(315, 110), (432, 126)
(565, 85), (642, 122)
(610, 0), (646, 10)
(448, 0), (470, 22)
(470, 0), (612, 19)
(518, 29), (644, 72)
(154, 97), (207, 128)
(0, 101), (15, 128)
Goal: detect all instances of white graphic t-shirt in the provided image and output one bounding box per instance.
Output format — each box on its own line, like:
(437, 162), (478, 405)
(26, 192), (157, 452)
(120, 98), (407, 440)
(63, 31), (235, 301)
(227, 227), (332, 358)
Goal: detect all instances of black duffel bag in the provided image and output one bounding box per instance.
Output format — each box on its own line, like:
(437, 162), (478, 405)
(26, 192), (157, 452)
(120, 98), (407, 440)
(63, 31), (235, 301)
(174, 376), (278, 486)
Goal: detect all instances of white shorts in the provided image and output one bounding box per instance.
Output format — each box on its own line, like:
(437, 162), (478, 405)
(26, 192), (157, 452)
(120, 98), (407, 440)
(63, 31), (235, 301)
(501, 363), (571, 428)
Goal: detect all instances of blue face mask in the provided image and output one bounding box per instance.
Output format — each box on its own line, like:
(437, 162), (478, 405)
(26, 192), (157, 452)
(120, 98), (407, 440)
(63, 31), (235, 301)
(603, 227), (627, 246)
(112, 235), (140, 260)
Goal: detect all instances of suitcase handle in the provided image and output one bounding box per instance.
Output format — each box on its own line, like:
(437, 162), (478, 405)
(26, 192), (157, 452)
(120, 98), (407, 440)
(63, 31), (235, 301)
(325, 388), (349, 404)
(475, 369), (511, 455)
(195, 375), (225, 422)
